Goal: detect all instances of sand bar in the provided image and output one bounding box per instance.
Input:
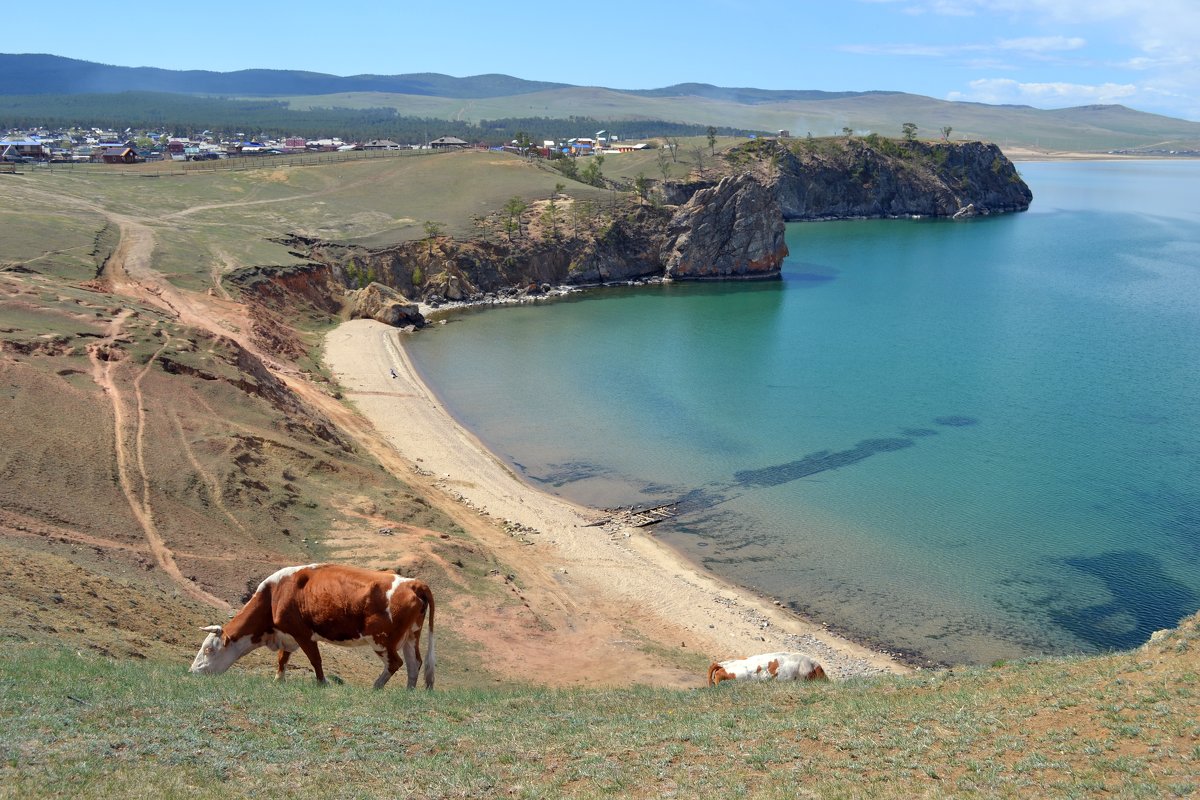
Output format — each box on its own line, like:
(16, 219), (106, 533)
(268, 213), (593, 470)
(324, 318), (908, 683)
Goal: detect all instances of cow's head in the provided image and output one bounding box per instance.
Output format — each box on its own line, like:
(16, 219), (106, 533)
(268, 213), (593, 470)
(706, 662), (734, 686)
(189, 625), (257, 675)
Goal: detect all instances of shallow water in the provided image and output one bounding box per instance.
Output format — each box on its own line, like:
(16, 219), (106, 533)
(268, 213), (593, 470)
(405, 160), (1200, 664)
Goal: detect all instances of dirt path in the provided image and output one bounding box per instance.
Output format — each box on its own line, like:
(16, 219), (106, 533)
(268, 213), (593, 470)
(86, 310), (230, 611)
(159, 168), (404, 221)
(208, 249), (237, 300)
(0, 508), (277, 567)
(169, 411), (247, 536)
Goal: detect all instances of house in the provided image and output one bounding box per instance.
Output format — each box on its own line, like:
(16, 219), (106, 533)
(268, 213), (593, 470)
(306, 138), (344, 151)
(0, 138), (50, 160)
(363, 139), (402, 150)
(429, 136), (469, 149)
(93, 146), (137, 164)
(567, 137), (596, 156)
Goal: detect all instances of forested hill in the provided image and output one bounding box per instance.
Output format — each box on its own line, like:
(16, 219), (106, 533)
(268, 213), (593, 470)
(0, 54), (569, 97)
(0, 90), (748, 144)
(6, 53), (1200, 152)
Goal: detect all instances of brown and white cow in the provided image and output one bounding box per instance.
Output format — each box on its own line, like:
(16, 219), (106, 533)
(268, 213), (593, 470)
(707, 651), (828, 687)
(190, 563), (435, 690)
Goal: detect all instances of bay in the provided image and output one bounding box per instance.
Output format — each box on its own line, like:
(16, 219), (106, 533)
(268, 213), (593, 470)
(404, 160), (1200, 664)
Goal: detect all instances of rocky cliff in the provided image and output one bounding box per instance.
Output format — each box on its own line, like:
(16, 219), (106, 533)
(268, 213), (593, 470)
(662, 173), (787, 280)
(730, 137), (1032, 220)
(233, 138), (1030, 325)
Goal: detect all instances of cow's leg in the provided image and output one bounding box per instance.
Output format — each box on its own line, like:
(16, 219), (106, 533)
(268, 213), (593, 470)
(401, 637), (421, 689)
(295, 637), (326, 684)
(372, 642), (402, 690)
(275, 648), (292, 681)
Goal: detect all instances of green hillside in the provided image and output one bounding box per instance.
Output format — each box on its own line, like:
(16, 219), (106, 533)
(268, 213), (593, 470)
(3, 619), (1197, 799)
(284, 88), (1200, 152)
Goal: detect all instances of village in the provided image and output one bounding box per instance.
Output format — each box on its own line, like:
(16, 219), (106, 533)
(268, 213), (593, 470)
(1, 124), (653, 164)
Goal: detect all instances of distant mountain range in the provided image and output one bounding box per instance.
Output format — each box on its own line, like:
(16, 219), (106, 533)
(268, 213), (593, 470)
(0, 53), (573, 98)
(0, 54), (894, 102)
(4, 53), (1200, 153)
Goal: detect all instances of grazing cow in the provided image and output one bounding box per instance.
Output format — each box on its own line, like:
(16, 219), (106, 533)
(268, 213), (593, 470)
(707, 651), (828, 687)
(190, 563), (435, 690)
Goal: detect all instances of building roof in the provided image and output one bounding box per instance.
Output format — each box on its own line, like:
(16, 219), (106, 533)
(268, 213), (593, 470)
(430, 136), (469, 145)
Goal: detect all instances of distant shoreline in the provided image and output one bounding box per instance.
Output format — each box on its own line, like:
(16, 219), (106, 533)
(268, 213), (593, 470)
(1003, 147), (1200, 161)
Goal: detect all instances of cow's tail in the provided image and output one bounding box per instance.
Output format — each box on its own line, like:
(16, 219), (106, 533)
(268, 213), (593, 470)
(412, 581), (436, 690)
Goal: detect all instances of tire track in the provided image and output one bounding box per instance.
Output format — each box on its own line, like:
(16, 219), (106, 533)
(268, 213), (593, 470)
(169, 410), (247, 536)
(88, 284), (230, 612)
(0, 508), (276, 566)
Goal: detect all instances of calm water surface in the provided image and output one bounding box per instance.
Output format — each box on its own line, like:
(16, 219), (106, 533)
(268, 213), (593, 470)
(405, 161), (1200, 664)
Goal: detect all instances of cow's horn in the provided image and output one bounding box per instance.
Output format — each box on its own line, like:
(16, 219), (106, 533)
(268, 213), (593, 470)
(201, 625), (223, 634)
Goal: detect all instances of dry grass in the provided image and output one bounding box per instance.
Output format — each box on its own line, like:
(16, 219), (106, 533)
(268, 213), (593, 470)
(1, 618), (1196, 799)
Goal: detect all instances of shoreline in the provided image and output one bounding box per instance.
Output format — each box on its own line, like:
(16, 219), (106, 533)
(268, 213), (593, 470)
(1002, 147), (1200, 162)
(323, 318), (911, 682)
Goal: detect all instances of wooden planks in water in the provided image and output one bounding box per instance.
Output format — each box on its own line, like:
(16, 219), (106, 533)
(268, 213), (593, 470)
(584, 502), (679, 529)
(626, 503), (678, 527)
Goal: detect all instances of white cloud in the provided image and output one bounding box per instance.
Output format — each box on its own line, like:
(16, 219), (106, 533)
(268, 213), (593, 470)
(841, 43), (970, 57)
(852, 0), (1200, 118)
(841, 36), (1084, 59)
(948, 78), (1138, 107)
(996, 36), (1085, 53)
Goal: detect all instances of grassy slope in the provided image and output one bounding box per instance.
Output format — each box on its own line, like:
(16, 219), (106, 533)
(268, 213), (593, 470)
(1, 614), (1196, 799)
(23, 149), (605, 256)
(282, 88), (1200, 152)
(0, 271), (468, 668)
(0, 150), (680, 690)
(1, 154), (576, 686)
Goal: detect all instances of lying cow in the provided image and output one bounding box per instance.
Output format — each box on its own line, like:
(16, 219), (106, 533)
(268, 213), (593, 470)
(707, 651), (829, 687)
(190, 563), (435, 690)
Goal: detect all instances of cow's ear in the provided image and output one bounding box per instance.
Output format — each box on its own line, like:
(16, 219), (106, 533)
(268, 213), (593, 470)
(201, 625), (224, 634)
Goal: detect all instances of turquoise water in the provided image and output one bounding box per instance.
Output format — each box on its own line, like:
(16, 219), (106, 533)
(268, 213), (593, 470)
(405, 161), (1200, 664)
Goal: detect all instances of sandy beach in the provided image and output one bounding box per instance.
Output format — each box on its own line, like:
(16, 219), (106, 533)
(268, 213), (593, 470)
(324, 318), (908, 686)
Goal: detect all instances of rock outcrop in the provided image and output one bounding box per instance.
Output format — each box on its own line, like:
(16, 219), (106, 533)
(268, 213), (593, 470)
(346, 282), (424, 328)
(661, 173), (787, 280)
(756, 137), (1032, 220)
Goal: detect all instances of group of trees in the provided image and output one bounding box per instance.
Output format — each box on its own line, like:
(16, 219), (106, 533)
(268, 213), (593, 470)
(0, 92), (757, 147)
(844, 122), (953, 142)
(899, 122), (954, 141)
(492, 180), (631, 248)
(550, 152), (607, 187)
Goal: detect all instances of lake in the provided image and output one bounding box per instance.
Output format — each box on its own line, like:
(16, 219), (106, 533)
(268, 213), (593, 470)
(404, 160), (1200, 664)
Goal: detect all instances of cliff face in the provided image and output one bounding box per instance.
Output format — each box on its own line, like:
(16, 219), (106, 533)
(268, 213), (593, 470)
(662, 173), (787, 280)
(234, 139), (1030, 325)
(748, 138), (1032, 219)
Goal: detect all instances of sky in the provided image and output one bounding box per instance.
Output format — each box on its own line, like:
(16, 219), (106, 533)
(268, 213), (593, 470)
(5, 0), (1199, 121)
